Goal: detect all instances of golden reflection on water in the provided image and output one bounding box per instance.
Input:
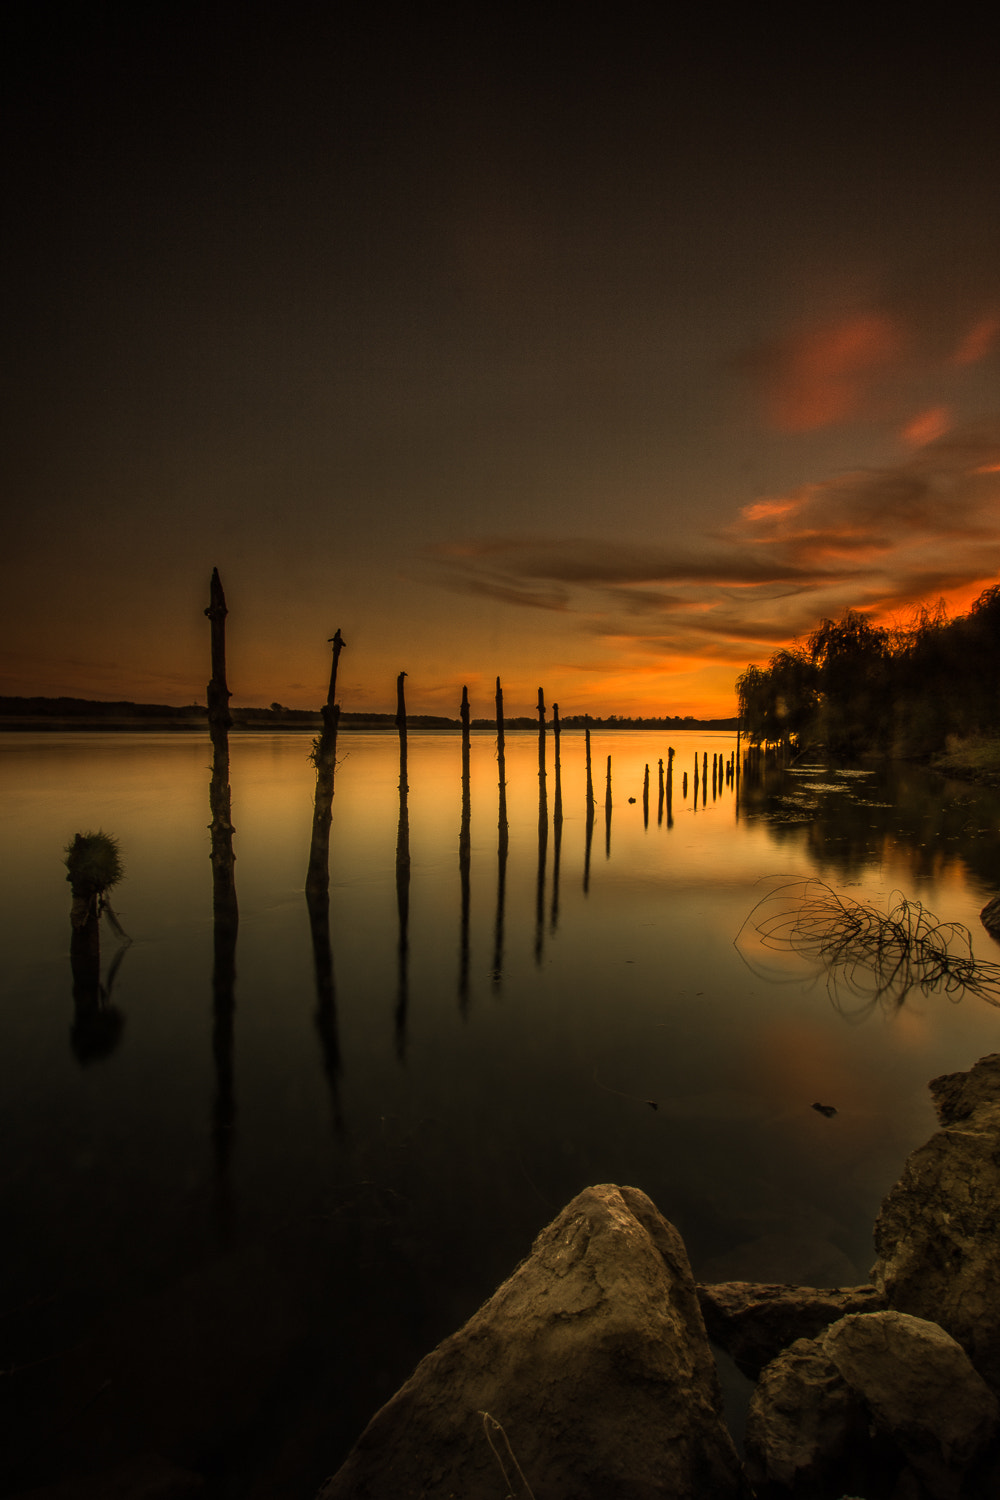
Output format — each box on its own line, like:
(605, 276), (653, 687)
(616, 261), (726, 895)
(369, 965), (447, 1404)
(4, 728), (1000, 1291)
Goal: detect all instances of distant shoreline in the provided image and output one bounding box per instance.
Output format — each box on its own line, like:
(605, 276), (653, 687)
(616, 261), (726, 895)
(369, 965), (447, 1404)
(0, 696), (738, 734)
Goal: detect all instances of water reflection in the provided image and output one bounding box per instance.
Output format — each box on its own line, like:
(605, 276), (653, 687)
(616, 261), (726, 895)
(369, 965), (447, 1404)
(308, 886), (344, 1134)
(70, 934), (128, 1064)
(10, 726), (1000, 1495)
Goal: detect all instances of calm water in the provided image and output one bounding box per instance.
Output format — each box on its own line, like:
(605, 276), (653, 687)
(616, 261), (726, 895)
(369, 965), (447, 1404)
(4, 729), (1000, 1496)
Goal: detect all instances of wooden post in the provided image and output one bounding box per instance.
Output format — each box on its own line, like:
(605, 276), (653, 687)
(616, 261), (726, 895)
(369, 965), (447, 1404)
(657, 757), (664, 825)
(460, 684), (471, 790)
(585, 727), (594, 809)
(666, 746), (675, 829)
(495, 677), (508, 855)
(459, 687), (471, 1012)
(642, 763), (649, 828)
(306, 629), (345, 897)
(395, 672), (410, 875)
(605, 754), (612, 858)
(205, 568), (238, 924)
(205, 569), (238, 1236)
(552, 702), (563, 828)
(537, 687), (547, 833)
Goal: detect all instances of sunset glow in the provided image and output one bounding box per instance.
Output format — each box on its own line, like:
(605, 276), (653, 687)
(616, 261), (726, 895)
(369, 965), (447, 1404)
(3, 14), (998, 720)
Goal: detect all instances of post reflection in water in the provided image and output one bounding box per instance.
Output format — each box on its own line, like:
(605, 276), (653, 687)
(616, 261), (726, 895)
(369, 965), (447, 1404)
(307, 885), (344, 1134)
(492, 832), (507, 985)
(11, 726), (1000, 1500)
(69, 931), (127, 1064)
(534, 778), (547, 966)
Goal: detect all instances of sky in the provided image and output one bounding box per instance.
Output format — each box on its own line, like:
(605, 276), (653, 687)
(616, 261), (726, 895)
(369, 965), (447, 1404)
(4, 5), (1000, 719)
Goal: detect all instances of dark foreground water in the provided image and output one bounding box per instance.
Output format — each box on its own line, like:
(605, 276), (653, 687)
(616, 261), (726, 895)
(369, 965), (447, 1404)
(3, 730), (1000, 1496)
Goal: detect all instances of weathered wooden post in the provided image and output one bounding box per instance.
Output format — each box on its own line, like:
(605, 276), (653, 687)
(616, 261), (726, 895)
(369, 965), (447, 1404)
(395, 675), (410, 1056)
(306, 629), (345, 897)
(536, 688), (547, 830)
(585, 726), (594, 810)
(495, 677), (508, 856)
(643, 763), (650, 828)
(205, 568), (238, 924)
(667, 746), (675, 828)
(657, 757), (664, 825)
(459, 686), (471, 1012)
(605, 754), (612, 858)
(396, 671), (410, 875)
(534, 690), (548, 965)
(205, 568), (238, 1236)
(552, 702), (563, 829)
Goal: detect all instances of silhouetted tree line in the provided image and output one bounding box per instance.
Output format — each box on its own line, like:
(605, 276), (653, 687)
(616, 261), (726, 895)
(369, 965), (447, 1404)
(3, 698), (738, 732)
(736, 586), (1000, 758)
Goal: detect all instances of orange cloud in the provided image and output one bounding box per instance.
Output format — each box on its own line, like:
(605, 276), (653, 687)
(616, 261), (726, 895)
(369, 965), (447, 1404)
(740, 497), (801, 523)
(952, 314), (1000, 367)
(901, 406), (951, 446)
(752, 313), (903, 432)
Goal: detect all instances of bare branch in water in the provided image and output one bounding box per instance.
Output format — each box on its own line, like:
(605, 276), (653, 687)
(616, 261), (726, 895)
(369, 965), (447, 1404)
(735, 878), (1000, 1017)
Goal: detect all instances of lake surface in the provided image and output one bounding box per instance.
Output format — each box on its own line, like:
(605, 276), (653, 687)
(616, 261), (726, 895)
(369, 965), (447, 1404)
(4, 729), (1000, 1496)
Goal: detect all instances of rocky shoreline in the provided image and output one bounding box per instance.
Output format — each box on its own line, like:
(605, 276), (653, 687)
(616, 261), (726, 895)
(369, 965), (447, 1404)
(319, 1053), (1000, 1500)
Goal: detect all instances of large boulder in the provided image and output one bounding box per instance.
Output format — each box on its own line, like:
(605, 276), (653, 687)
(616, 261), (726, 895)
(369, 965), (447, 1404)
(871, 1053), (1000, 1391)
(697, 1281), (884, 1378)
(744, 1310), (998, 1499)
(317, 1183), (750, 1499)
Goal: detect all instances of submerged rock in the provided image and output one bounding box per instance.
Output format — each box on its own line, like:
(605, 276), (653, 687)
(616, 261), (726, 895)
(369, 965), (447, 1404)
(744, 1309), (997, 1499)
(697, 1280), (884, 1378)
(317, 1183), (750, 1499)
(871, 1053), (1000, 1392)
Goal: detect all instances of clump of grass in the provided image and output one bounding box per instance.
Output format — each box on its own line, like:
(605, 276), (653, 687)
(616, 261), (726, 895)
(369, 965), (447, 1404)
(64, 831), (123, 897)
(736, 878), (1000, 1014)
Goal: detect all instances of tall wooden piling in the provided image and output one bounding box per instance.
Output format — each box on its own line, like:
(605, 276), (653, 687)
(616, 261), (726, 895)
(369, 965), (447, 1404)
(205, 568), (238, 1238)
(306, 629), (345, 897)
(552, 702), (563, 828)
(205, 568), (238, 923)
(459, 687), (471, 1011)
(536, 687), (547, 831)
(395, 671), (410, 874)
(643, 763), (650, 828)
(395, 675), (410, 1056)
(585, 727), (594, 810)
(605, 754), (612, 858)
(667, 746), (675, 828)
(657, 758), (664, 825)
(495, 677), (508, 856)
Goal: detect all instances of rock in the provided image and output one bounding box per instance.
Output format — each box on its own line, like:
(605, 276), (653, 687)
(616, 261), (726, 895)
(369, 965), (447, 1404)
(744, 1310), (998, 1500)
(697, 1281), (884, 1378)
(317, 1184), (750, 1499)
(743, 1336), (873, 1499)
(980, 895), (1000, 941)
(871, 1053), (1000, 1392)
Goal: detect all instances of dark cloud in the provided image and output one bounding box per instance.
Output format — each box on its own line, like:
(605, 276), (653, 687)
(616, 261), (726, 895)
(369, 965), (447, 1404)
(427, 422), (1000, 667)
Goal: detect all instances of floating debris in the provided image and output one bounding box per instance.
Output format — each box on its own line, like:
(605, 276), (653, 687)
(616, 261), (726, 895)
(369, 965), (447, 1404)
(812, 1102), (838, 1118)
(736, 878), (1000, 1013)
